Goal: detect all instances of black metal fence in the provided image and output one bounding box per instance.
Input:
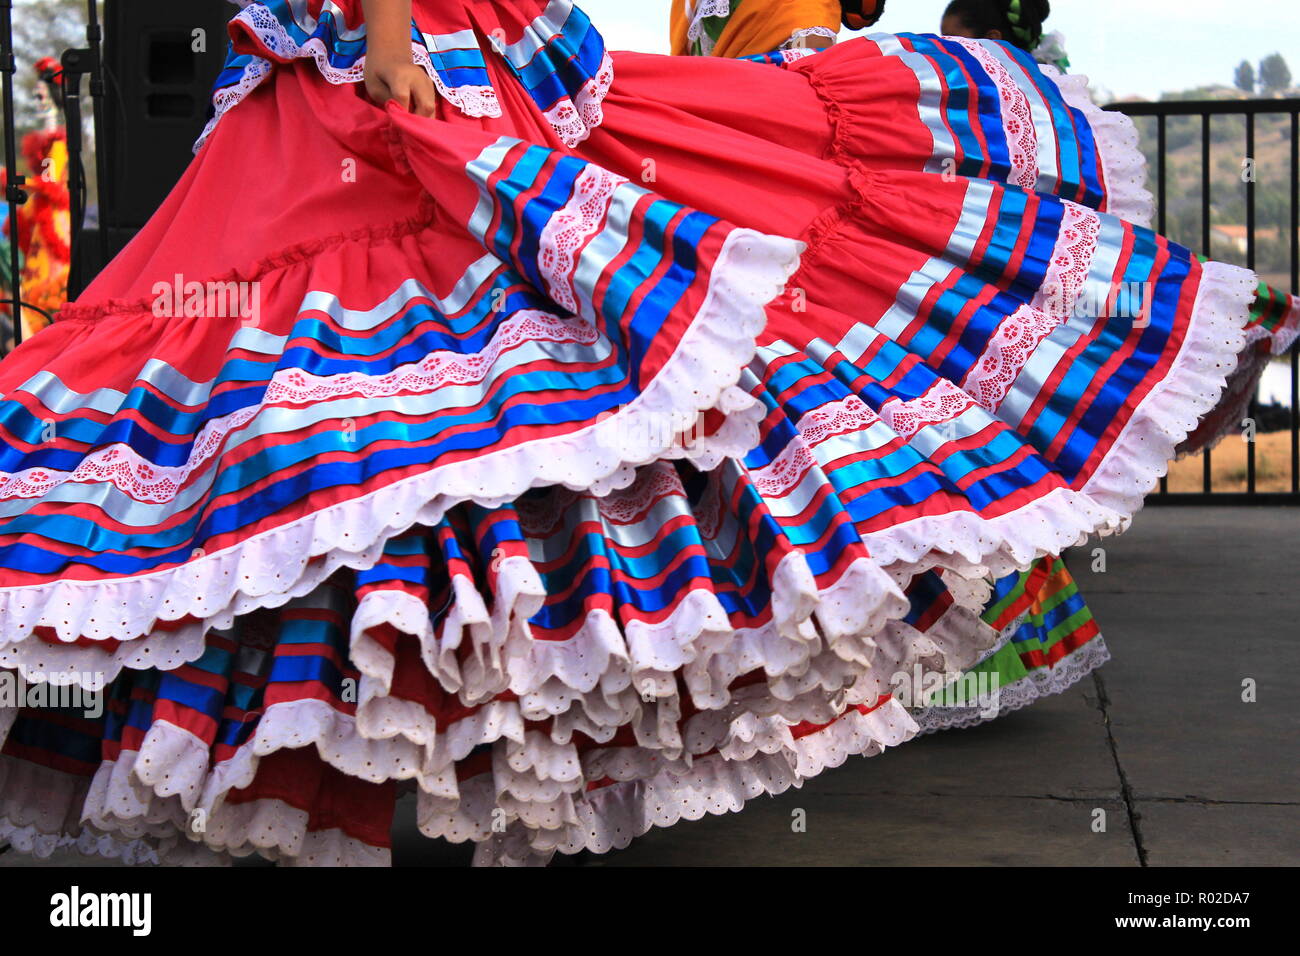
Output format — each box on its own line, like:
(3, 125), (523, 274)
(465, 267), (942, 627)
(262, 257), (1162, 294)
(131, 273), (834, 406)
(1105, 96), (1300, 504)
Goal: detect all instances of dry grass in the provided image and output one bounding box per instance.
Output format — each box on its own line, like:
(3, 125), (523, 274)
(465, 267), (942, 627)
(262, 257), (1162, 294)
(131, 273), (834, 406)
(1167, 429), (1297, 493)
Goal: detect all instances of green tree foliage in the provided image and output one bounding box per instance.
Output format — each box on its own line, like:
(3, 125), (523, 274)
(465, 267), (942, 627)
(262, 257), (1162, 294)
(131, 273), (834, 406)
(1258, 53), (1293, 95)
(1234, 60), (1256, 95)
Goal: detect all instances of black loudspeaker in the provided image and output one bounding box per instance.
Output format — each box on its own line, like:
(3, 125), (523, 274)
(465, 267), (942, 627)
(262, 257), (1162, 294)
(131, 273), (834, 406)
(101, 0), (234, 231)
(68, 227), (140, 300)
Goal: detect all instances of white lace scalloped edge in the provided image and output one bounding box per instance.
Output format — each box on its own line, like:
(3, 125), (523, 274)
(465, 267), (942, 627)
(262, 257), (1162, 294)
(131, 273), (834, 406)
(184, 796), (391, 866)
(468, 616), (1098, 861)
(858, 259), (1257, 581)
(14, 72), (1247, 652)
(848, 596), (1004, 708)
(0, 537), (961, 809)
(95, 607), (935, 817)
(0, 583), (996, 868)
(783, 27), (838, 50)
(462, 698), (920, 863)
(194, 3), (503, 153)
(967, 608), (1029, 668)
(194, 1), (613, 153)
(0, 423), (905, 714)
(912, 632), (1111, 733)
(0, 750), (389, 867)
(0, 227), (801, 652)
(1041, 65), (1156, 230)
(0, 818), (162, 865)
(684, 0), (732, 53)
(0, 696), (916, 866)
(0, 753), (168, 865)
(349, 545), (908, 723)
(0, 587), (1005, 866)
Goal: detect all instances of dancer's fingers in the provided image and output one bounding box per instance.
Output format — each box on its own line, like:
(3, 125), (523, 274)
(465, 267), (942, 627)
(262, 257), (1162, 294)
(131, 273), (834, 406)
(386, 75), (413, 113)
(363, 75), (391, 109)
(410, 75), (439, 117)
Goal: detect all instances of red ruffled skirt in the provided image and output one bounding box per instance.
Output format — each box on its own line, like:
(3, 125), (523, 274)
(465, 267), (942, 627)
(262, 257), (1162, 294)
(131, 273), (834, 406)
(0, 1), (1255, 864)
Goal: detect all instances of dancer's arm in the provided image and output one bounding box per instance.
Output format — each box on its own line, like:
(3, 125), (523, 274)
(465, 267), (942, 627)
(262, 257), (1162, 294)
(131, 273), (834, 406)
(362, 0), (439, 116)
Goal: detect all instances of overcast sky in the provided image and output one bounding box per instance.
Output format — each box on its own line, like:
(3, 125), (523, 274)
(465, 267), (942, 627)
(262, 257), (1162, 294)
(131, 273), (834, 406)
(584, 0), (1300, 101)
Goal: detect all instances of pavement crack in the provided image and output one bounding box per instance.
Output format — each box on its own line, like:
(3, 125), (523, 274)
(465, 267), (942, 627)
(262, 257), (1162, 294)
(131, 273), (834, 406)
(1093, 669), (1148, 866)
(1135, 796), (1300, 807)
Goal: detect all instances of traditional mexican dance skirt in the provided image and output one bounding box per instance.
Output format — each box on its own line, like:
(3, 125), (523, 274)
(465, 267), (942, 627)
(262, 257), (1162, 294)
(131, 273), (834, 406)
(0, 0), (1260, 865)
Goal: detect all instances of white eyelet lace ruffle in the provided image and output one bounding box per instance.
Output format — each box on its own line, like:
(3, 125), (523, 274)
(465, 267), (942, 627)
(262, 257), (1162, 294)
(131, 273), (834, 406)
(0, 229), (801, 657)
(850, 260), (1256, 583)
(195, 2), (611, 152)
(913, 632), (1112, 733)
(1041, 65), (1156, 229)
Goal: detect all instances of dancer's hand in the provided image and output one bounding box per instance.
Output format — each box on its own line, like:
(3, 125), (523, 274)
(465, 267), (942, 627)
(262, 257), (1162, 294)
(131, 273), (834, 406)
(364, 52), (439, 117)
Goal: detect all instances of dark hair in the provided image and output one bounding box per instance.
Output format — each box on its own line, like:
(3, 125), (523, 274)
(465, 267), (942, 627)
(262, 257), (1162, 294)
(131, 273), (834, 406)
(840, 0), (888, 31)
(943, 0), (1050, 51)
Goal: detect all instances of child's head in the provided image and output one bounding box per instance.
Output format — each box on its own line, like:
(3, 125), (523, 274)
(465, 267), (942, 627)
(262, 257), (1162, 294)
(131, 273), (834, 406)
(840, 1), (888, 31)
(940, 0), (1051, 52)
